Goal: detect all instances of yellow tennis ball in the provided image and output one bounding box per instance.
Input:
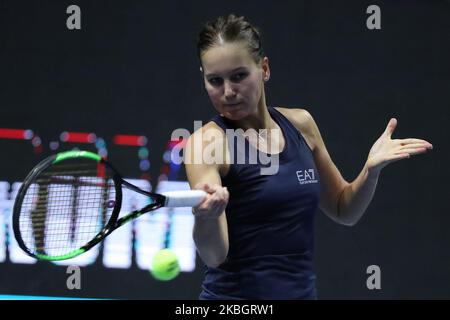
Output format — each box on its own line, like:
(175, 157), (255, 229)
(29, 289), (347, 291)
(151, 249), (180, 281)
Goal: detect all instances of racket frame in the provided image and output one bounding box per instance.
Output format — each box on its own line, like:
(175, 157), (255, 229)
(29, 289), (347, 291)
(12, 151), (168, 261)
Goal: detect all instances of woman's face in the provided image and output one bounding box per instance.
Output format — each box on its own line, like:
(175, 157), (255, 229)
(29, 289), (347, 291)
(201, 41), (268, 121)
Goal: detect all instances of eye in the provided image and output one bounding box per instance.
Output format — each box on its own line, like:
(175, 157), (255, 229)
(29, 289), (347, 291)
(208, 77), (223, 86)
(231, 72), (248, 82)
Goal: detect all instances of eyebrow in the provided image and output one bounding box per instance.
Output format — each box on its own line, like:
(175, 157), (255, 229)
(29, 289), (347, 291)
(205, 67), (247, 77)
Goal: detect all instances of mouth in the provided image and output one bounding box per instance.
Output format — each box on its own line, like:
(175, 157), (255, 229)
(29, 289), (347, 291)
(224, 102), (242, 107)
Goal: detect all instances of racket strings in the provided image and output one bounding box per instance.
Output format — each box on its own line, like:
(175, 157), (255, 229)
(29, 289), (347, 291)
(18, 158), (116, 257)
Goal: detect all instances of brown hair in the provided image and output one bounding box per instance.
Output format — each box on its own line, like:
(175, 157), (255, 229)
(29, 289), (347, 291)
(197, 14), (264, 65)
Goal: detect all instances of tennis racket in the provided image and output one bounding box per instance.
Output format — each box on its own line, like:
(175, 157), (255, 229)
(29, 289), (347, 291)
(12, 150), (206, 261)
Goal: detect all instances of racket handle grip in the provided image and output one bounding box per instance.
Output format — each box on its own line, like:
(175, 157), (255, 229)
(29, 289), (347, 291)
(162, 190), (207, 207)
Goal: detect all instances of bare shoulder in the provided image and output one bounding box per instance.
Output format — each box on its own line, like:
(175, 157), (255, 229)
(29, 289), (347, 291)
(187, 120), (226, 147)
(185, 120), (229, 177)
(274, 107), (316, 151)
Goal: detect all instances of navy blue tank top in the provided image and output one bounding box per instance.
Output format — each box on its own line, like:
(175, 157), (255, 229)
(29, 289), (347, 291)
(199, 106), (321, 300)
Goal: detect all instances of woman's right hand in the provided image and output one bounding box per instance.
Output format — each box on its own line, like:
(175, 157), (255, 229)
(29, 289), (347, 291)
(192, 183), (229, 219)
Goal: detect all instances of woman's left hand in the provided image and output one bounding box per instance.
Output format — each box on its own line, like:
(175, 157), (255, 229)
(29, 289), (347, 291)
(365, 118), (433, 177)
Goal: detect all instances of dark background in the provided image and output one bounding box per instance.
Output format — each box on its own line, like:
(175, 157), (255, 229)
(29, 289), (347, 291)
(0, 0), (449, 299)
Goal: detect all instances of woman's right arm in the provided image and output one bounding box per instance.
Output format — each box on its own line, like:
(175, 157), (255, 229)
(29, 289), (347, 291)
(184, 126), (229, 268)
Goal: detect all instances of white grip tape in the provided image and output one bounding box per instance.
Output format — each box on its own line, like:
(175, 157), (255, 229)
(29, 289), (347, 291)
(162, 190), (207, 207)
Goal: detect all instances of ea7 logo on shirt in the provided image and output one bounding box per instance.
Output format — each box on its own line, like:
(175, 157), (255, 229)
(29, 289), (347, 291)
(296, 169), (318, 185)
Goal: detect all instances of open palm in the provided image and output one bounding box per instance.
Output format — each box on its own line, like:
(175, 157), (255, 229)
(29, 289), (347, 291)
(366, 118), (433, 176)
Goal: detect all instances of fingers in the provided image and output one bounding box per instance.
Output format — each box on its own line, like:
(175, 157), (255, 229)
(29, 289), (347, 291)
(397, 141), (433, 155)
(397, 138), (433, 148)
(384, 118), (397, 138)
(396, 147), (428, 156)
(192, 184), (229, 219)
(194, 182), (212, 193)
(205, 186), (228, 208)
(384, 118), (396, 131)
(399, 142), (433, 149)
(383, 153), (411, 164)
(381, 140), (433, 167)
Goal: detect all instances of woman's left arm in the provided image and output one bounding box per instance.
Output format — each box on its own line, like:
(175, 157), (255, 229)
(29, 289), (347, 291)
(289, 110), (433, 226)
(339, 118), (433, 225)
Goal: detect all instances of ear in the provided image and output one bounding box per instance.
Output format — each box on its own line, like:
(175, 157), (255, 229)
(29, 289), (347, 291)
(261, 57), (270, 81)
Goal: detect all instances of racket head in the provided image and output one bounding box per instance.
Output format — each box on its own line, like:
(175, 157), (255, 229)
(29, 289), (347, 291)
(12, 150), (123, 261)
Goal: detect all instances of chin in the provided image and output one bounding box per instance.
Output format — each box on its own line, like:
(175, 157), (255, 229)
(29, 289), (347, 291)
(222, 109), (248, 121)
(220, 104), (251, 120)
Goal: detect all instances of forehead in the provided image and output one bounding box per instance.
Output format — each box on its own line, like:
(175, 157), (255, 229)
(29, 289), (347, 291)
(201, 41), (256, 75)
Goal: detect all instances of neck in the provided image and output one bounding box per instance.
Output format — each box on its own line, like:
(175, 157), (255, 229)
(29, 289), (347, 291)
(228, 91), (276, 131)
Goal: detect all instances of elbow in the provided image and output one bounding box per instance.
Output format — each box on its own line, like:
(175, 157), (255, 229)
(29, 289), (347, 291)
(202, 249), (228, 268)
(338, 219), (358, 227)
(194, 237), (229, 268)
(210, 242), (229, 267)
(334, 208), (359, 227)
(335, 210), (360, 226)
(334, 208), (358, 226)
(207, 256), (227, 268)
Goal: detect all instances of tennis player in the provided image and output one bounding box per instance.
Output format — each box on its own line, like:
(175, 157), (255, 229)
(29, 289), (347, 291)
(184, 14), (433, 299)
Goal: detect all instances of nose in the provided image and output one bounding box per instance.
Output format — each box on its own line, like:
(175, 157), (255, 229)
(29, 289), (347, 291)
(223, 80), (237, 99)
